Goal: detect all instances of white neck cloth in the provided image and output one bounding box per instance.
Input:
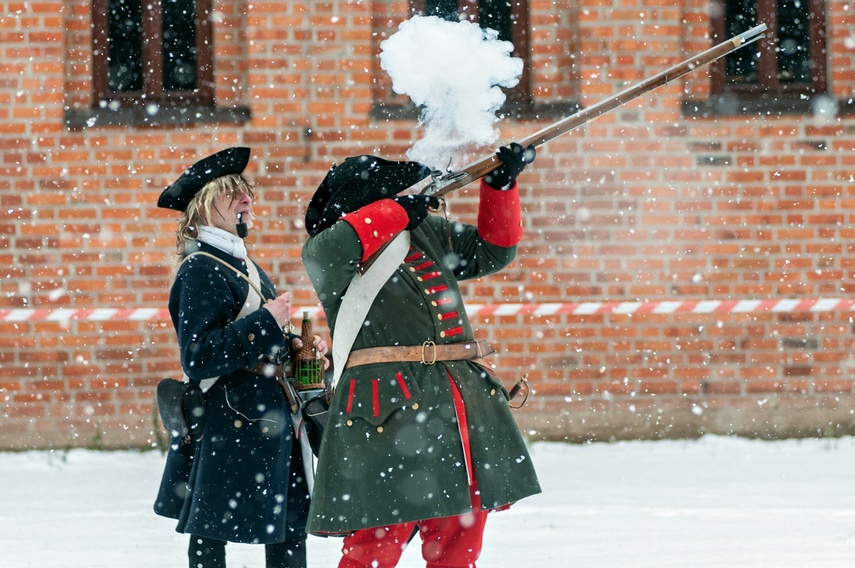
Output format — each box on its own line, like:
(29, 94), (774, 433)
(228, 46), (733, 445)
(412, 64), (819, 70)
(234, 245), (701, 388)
(197, 225), (247, 260)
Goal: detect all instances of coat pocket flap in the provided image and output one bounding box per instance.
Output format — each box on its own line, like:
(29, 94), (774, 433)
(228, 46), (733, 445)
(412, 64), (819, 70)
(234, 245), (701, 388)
(341, 370), (422, 427)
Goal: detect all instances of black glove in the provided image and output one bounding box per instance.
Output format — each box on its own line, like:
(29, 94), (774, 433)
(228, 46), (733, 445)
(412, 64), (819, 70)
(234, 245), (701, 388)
(484, 142), (536, 190)
(391, 195), (440, 230)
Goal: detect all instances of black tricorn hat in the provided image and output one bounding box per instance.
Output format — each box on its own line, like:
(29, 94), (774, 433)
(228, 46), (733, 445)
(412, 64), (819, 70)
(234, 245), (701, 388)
(305, 155), (433, 237)
(157, 147), (251, 212)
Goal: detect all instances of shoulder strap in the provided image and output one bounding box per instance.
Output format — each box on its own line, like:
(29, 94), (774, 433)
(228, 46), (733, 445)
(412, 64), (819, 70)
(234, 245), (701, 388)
(180, 251), (268, 392)
(183, 251), (269, 302)
(331, 231), (410, 389)
(238, 259), (263, 318)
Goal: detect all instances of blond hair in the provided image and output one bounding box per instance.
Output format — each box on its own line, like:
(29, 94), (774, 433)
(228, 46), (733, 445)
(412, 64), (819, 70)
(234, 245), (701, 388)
(171, 174), (255, 273)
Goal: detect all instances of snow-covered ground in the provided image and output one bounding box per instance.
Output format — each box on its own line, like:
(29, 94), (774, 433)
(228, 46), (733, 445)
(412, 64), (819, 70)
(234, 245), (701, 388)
(2, 436), (855, 567)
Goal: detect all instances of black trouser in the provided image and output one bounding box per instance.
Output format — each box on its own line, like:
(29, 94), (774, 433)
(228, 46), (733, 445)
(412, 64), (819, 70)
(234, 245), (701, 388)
(188, 535), (307, 568)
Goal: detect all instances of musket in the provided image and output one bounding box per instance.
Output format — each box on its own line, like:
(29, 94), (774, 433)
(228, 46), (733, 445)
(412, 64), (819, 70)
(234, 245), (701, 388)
(358, 23), (766, 273)
(421, 23), (767, 198)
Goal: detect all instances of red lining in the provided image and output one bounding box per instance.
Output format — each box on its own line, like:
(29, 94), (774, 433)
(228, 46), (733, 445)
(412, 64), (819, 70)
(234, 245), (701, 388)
(447, 373), (475, 486)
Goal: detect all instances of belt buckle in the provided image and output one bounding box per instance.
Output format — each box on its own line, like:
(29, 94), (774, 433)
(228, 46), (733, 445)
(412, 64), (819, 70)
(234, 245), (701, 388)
(420, 340), (437, 365)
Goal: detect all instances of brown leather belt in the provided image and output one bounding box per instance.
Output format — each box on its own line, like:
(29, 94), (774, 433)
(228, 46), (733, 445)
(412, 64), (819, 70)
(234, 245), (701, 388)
(344, 339), (495, 369)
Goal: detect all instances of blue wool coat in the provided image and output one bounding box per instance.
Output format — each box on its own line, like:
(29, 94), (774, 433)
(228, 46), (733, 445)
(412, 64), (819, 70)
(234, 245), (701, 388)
(154, 241), (309, 545)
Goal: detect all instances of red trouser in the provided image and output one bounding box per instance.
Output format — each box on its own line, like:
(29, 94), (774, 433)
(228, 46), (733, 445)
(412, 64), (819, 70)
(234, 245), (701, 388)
(338, 507), (488, 568)
(338, 374), (488, 568)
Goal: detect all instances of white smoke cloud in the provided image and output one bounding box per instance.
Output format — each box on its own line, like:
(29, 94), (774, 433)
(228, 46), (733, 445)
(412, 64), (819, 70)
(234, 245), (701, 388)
(379, 15), (522, 170)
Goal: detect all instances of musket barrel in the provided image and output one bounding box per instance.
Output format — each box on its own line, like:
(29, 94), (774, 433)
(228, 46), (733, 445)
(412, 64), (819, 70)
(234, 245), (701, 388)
(426, 23), (767, 198)
(359, 24), (767, 273)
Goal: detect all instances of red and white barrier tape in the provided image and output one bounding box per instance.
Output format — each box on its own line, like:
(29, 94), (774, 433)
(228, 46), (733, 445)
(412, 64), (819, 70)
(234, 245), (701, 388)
(2, 298), (855, 322)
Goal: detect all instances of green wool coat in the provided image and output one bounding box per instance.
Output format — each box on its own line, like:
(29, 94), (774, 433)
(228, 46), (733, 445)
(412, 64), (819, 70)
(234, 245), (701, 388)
(302, 213), (541, 534)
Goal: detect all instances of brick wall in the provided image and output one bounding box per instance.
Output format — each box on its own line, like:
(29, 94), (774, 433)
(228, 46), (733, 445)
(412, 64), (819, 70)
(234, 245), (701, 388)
(2, 0), (855, 450)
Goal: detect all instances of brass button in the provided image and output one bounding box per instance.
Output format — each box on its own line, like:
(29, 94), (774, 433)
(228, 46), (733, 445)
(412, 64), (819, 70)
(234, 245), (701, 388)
(373, 230), (379, 238)
(439, 331), (446, 338)
(412, 403), (419, 410)
(376, 426), (384, 433)
(346, 419), (353, 426)
(365, 217), (372, 224)
(490, 389), (496, 396)
(431, 301), (437, 306)
(437, 314), (442, 320)
(248, 333), (255, 341)
(234, 420), (243, 428)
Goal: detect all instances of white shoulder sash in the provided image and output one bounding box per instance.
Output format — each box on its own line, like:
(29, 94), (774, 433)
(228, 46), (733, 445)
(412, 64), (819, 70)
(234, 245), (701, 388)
(331, 232), (410, 389)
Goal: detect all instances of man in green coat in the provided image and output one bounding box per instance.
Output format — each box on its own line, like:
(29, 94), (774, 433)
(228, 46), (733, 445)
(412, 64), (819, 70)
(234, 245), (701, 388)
(301, 143), (541, 568)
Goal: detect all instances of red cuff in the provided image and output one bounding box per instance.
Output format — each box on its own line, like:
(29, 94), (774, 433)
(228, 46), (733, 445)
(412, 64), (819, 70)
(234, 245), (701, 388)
(477, 180), (523, 247)
(342, 199), (409, 262)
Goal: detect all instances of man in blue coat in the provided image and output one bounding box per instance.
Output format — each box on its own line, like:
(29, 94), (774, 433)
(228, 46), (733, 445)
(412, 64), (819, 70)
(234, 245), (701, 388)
(154, 147), (327, 568)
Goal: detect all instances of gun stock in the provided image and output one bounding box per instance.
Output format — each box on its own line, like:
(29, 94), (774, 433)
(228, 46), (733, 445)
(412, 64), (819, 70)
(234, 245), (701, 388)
(422, 23), (767, 198)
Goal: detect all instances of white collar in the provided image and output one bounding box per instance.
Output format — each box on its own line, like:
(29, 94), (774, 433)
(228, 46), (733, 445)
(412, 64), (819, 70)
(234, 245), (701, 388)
(197, 225), (248, 260)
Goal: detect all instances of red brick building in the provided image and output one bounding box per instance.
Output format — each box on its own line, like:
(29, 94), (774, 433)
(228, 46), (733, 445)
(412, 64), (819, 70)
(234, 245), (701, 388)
(2, 0), (855, 449)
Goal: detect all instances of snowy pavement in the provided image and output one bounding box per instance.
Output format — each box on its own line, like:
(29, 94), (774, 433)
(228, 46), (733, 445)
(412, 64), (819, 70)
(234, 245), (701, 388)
(2, 436), (855, 567)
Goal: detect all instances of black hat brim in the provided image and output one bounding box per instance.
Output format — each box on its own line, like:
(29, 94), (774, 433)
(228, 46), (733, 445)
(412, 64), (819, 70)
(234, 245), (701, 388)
(305, 156), (432, 236)
(158, 147), (251, 212)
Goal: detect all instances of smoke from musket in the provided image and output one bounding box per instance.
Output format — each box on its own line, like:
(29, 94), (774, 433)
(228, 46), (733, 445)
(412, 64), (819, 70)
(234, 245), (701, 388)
(379, 15), (522, 170)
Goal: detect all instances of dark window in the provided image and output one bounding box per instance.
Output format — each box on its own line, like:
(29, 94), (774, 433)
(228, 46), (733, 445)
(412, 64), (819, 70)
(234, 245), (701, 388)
(92, 0), (213, 107)
(711, 0), (826, 96)
(412, 0), (531, 107)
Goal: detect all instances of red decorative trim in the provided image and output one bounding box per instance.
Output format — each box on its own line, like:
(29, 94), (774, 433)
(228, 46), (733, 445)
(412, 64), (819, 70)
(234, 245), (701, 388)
(371, 378), (380, 417)
(413, 260), (434, 271)
(395, 371), (412, 400)
(404, 251), (423, 263)
(439, 311), (459, 320)
(342, 199), (409, 262)
(477, 180), (523, 247)
(346, 379), (357, 413)
(441, 326), (464, 338)
(426, 284), (449, 295)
